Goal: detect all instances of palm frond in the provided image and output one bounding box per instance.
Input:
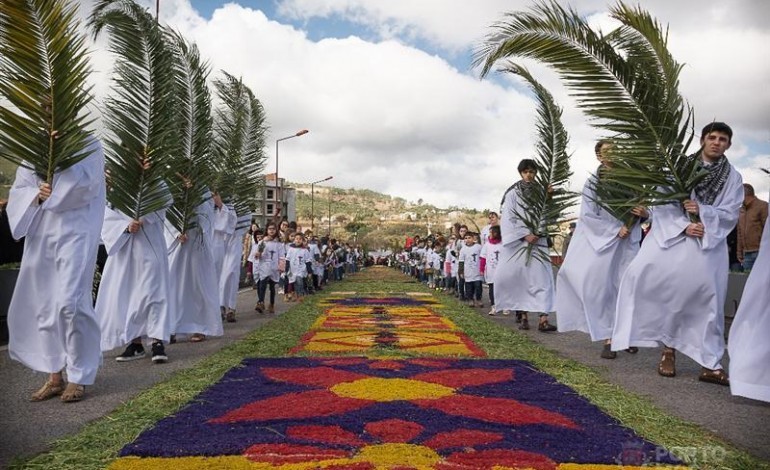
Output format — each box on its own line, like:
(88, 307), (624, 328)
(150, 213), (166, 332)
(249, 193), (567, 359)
(211, 71), (268, 224)
(474, 1), (702, 219)
(89, 0), (175, 219)
(164, 30), (213, 234)
(0, 0), (96, 182)
(499, 63), (576, 265)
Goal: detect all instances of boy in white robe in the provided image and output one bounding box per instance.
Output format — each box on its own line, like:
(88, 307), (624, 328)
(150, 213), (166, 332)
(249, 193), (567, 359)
(7, 138), (105, 402)
(493, 159), (556, 332)
(612, 122), (743, 386)
(728, 212), (770, 402)
(165, 192), (222, 342)
(556, 141), (643, 358)
(97, 182), (173, 364)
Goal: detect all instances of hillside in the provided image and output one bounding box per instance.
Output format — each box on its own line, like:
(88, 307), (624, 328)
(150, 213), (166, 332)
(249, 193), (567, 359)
(290, 182), (489, 250)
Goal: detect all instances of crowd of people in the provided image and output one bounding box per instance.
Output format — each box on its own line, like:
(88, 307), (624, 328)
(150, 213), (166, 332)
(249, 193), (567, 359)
(2, 122), (767, 405)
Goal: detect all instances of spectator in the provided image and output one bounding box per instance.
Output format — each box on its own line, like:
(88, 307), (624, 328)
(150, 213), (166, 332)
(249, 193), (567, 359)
(737, 183), (768, 271)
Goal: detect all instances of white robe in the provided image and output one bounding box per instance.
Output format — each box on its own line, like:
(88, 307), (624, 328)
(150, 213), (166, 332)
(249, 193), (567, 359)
(96, 197), (173, 350)
(611, 167), (743, 370)
(220, 213), (250, 310)
(211, 203), (235, 305)
(556, 175), (641, 341)
(728, 218), (770, 401)
(493, 184), (554, 313)
(165, 196), (222, 337)
(7, 141), (106, 385)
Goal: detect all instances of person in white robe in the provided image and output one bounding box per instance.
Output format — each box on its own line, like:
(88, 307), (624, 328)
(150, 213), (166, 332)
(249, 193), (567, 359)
(220, 212), (250, 322)
(555, 141), (643, 359)
(7, 138), (106, 402)
(211, 194), (235, 320)
(493, 159), (556, 332)
(96, 183), (173, 364)
(165, 192), (222, 342)
(612, 122), (743, 386)
(728, 216), (770, 402)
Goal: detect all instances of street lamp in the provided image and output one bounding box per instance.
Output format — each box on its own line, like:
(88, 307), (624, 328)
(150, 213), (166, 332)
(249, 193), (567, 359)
(328, 189), (333, 238)
(275, 129), (309, 219)
(310, 176), (333, 230)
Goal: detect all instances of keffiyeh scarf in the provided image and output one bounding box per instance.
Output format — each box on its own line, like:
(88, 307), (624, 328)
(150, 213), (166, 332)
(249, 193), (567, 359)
(691, 153), (731, 206)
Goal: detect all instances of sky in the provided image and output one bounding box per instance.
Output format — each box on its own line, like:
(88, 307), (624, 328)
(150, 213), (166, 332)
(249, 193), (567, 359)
(80, 0), (770, 211)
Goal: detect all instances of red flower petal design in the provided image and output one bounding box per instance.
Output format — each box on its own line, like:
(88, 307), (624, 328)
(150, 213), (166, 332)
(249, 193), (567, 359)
(244, 443), (349, 464)
(287, 425), (366, 446)
(423, 429), (504, 450)
(262, 367), (367, 388)
(364, 419), (424, 443)
(412, 395), (579, 429)
(413, 368), (513, 388)
(369, 360), (405, 370)
(437, 449), (557, 469)
(209, 390), (371, 423)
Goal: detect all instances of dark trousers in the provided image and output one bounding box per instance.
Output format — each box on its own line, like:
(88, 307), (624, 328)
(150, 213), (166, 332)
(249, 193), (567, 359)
(488, 283), (495, 306)
(458, 277), (466, 300)
(464, 280), (482, 301)
(257, 278), (276, 304)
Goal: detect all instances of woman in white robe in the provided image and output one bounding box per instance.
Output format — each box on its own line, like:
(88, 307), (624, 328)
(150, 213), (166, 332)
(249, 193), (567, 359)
(612, 124), (743, 385)
(728, 218), (770, 402)
(556, 147), (642, 357)
(96, 189), (173, 362)
(7, 138), (105, 401)
(493, 160), (556, 332)
(165, 194), (222, 341)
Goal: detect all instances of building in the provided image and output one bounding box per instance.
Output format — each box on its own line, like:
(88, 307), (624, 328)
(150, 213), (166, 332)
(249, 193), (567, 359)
(253, 173), (296, 228)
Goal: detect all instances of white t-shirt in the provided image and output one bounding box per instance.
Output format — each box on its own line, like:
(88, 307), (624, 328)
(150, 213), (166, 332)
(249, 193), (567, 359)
(480, 240), (502, 284)
(459, 243), (483, 282)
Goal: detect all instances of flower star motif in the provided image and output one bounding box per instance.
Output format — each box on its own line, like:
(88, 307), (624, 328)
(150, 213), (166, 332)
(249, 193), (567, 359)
(208, 365), (578, 430)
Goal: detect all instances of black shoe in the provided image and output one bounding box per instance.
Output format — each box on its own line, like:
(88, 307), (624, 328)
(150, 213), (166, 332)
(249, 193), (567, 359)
(538, 321), (557, 332)
(116, 343), (145, 362)
(600, 344), (617, 359)
(518, 319), (530, 330)
(515, 312), (522, 324)
(151, 341), (168, 364)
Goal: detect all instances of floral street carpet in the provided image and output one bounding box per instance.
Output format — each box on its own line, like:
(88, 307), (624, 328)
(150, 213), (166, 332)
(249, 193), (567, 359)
(109, 279), (687, 469)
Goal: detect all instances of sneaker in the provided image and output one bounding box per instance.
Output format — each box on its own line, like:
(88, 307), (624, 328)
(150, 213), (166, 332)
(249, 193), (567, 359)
(255, 302), (264, 313)
(267, 304), (275, 314)
(487, 306), (496, 316)
(151, 341), (168, 364)
(226, 309), (237, 323)
(116, 343), (145, 362)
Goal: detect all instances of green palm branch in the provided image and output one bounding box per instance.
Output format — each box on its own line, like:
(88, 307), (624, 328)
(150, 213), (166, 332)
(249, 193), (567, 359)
(0, 0), (96, 183)
(212, 71), (268, 224)
(499, 63), (576, 265)
(474, 1), (704, 221)
(89, 0), (175, 219)
(164, 30), (213, 235)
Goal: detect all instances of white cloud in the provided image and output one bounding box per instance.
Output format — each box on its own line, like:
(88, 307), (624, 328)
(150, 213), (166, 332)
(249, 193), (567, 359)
(74, 0), (770, 213)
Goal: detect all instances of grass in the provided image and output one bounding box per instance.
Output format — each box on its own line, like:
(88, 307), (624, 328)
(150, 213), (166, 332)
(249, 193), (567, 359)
(10, 268), (768, 470)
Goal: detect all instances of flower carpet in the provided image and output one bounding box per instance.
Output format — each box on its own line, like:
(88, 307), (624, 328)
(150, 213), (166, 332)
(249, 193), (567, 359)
(109, 275), (688, 469)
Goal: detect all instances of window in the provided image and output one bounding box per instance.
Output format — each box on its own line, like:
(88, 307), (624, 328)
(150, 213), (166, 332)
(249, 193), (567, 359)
(266, 189), (275, 200)
(266, 203), (274, 215)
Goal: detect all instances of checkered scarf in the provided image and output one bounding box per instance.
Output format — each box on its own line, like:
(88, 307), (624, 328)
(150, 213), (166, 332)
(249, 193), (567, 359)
(500, 180), (534, 206)
(691, 153), (731, 206)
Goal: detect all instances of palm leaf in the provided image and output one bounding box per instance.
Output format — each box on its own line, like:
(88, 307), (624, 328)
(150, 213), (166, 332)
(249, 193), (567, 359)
(0, 0), (96, 182)
(499, 63), (576, 265)
(164, 30), (213, 234)
(89, 0), (175, 219)
(211, 71), (268, 226)
(474, 1), (703, 220)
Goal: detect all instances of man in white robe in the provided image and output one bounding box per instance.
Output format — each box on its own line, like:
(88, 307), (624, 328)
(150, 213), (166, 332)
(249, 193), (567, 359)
(7, 137), (105, 402)
(556, 141), (642, 358)
(212, 197), (236, 321)
(612, 122), (743, 386)
(220, 211), (250, 322)
(165, 192), (222, 342)
(493, 159), (556, 332)
(96, 184), (173, 364)
(728, 216), (770, 402)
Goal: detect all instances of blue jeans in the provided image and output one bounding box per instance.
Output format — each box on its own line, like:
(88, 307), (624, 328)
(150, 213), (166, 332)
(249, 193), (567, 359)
(743, 251), (759, 271)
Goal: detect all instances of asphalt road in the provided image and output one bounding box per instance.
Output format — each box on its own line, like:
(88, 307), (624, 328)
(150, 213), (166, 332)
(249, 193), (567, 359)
(1, 280), (768, 468)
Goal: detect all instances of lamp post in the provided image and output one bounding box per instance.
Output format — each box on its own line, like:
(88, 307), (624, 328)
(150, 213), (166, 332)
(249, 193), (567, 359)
(275, 129), (309, 219)
(310, 176), (333, 231)
(328, 189), (333, 237)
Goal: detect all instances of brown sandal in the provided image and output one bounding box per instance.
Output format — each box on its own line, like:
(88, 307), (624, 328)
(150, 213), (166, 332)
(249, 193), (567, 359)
(189, 333), (206, 343)
(658, 348), (676, 377)
(61, 383), (86, 403)
(699, 368), (729, 386)
(30, 380), (64, 402)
